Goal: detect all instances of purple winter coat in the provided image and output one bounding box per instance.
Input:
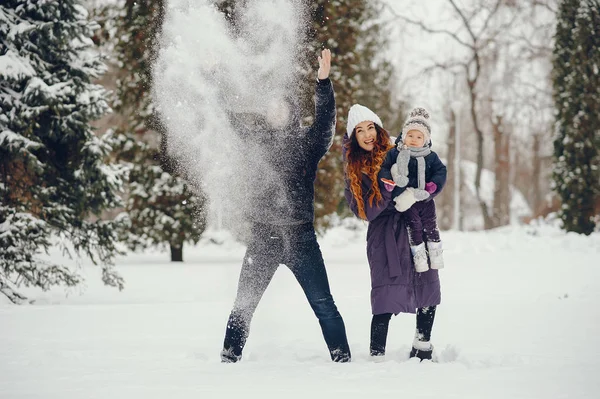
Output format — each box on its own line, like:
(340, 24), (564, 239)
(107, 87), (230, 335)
(343, 135), (441, 315)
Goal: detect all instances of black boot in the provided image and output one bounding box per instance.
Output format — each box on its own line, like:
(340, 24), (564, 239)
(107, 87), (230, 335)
(331, 349), (351, 363)
(411, 307), (436, 362)
(409, 346), (433, 361)
(220, 348), (242, 363)
(221, 311), (248, 363)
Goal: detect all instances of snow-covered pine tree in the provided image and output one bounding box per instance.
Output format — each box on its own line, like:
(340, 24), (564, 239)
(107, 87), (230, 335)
(111, 135), (205, 262)
(104, 0), (207, 261)
(0, 0), (127, 303)
(552, 0), (600, 235)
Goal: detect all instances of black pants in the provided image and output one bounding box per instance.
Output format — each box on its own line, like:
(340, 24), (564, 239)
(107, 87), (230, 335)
(370, 306), (437, 356)
(222, 223), (351, 362)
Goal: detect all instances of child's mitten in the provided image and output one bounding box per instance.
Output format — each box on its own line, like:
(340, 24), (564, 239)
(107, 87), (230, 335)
(425, 182), (437, 194)
(394, 188), (417, 212)
(413, 189), (430, 201)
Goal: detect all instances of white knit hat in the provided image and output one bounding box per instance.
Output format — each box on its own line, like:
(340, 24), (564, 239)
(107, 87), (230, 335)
(401, 107), (432, 145)
(346, 104), (383, 136)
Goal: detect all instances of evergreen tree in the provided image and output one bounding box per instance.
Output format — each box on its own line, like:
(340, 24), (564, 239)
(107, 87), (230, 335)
(98, 0), (207, 261)
(0, 0), (126, 303)
(552, 0), (600, 235)
(112, 134), (205, 262)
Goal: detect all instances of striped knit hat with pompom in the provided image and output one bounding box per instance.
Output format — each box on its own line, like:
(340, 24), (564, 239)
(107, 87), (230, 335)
(401, 107), (432, 145)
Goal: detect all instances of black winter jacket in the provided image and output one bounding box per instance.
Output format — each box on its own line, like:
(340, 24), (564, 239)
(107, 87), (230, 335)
(242, 78), (336, 225)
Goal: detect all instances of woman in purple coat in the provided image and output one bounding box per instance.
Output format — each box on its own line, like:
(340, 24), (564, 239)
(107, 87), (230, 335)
(343, 104), (441, 361)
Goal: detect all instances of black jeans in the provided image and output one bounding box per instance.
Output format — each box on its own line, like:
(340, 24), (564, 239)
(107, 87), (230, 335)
(222, 223), (351, 362)
(370, 306), (437, 356)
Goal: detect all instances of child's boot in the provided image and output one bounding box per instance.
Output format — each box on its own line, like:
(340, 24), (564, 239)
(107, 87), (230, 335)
(427, 241), (444, 269)
(411, 243), (429, 273)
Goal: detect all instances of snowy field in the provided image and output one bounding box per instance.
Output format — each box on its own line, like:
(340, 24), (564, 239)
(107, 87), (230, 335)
(1, 222), (599, 399)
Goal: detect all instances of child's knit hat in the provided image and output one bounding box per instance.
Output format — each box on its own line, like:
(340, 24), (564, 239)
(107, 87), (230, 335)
(401, 107), (431, 145)
(346, 104), (383, 137)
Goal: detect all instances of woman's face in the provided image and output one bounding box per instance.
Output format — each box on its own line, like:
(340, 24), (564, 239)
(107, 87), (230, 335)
(354, 121), (377, 151)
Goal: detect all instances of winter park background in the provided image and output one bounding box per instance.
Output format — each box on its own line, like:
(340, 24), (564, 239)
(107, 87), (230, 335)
(1, 1), (599, 399)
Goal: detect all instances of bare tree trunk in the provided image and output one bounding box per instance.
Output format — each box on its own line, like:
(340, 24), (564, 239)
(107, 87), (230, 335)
(170, 244), (183, 262)
(511, 139), (532, 215)
(468, 78), (494, 229)
(492, 115), (510, 227)
(437, 108), (456, 230)
(531, 132), (542, 215)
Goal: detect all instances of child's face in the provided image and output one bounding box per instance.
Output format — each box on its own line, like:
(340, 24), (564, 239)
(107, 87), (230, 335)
(355, 121), (378, 151)
(405, 130), (425, 147)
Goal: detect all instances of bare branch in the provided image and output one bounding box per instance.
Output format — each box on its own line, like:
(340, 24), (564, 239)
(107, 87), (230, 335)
(382, 3), (475, 50)
(476, 16), (519, 52)
(399, 58), (465, 84)
(531, 0), (557, 13)
(478, 0), (503, 38)
(447, 0), (511, 53)
(466, 4), (488, 26)
(448, 0), (478, 43)
(421, 61), (467, 76)
(463, 62), (472, 81)
(513, 76), (554, 98)
(505, 33), (553, 59)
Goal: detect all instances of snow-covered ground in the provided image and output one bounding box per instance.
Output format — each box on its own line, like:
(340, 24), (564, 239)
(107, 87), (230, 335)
(1, 223), (599, 399)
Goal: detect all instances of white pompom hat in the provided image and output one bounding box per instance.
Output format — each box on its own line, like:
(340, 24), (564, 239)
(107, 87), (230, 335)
(346, 104), (383, 137)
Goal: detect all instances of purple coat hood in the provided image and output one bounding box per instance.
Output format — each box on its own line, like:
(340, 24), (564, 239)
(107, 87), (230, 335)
(342, 135), (441, 315)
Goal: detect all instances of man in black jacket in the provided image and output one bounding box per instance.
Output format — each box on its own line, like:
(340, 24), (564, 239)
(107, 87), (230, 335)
(221, 49), (352, 363)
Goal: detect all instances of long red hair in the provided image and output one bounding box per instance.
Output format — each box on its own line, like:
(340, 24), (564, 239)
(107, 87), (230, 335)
(344, 125), (393, 220)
